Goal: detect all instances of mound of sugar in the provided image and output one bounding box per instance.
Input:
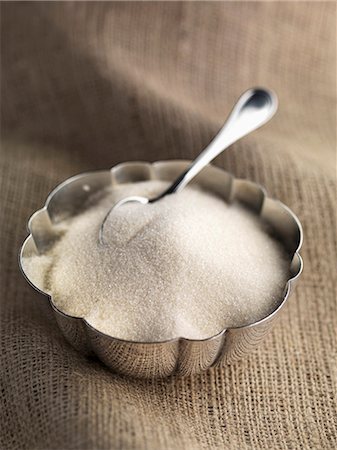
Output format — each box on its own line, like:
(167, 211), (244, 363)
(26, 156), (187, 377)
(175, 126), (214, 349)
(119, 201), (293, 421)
(23, 180), (290, 341)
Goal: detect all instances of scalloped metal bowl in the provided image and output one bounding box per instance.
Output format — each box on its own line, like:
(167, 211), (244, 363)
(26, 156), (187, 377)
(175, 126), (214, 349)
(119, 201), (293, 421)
(19, 160), (303, 379)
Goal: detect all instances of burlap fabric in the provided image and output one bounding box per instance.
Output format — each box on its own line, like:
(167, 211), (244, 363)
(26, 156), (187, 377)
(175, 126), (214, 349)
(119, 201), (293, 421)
(1, 2), (336, 449)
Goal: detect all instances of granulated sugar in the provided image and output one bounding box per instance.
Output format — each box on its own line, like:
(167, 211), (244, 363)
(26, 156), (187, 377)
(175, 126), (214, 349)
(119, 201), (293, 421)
(23, 181), (290, 341)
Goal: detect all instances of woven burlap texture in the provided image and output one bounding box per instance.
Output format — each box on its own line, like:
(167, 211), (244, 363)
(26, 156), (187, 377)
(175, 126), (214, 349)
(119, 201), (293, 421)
(1, 2), (336, 449)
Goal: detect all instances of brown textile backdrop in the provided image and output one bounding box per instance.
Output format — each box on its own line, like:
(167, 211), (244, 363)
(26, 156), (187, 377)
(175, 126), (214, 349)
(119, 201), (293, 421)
(1, 2), (336, 449)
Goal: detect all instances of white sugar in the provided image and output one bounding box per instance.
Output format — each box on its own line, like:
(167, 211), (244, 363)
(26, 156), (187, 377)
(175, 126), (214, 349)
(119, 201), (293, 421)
(23, 181), (290, 341)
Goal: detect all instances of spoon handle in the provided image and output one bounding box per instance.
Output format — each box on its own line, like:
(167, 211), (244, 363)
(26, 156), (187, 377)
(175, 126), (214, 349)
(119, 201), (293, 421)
(153, 88), (277, 200)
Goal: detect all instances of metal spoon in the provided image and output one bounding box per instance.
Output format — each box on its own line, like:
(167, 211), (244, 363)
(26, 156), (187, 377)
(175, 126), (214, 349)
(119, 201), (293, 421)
(99, 87), (278, 244)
